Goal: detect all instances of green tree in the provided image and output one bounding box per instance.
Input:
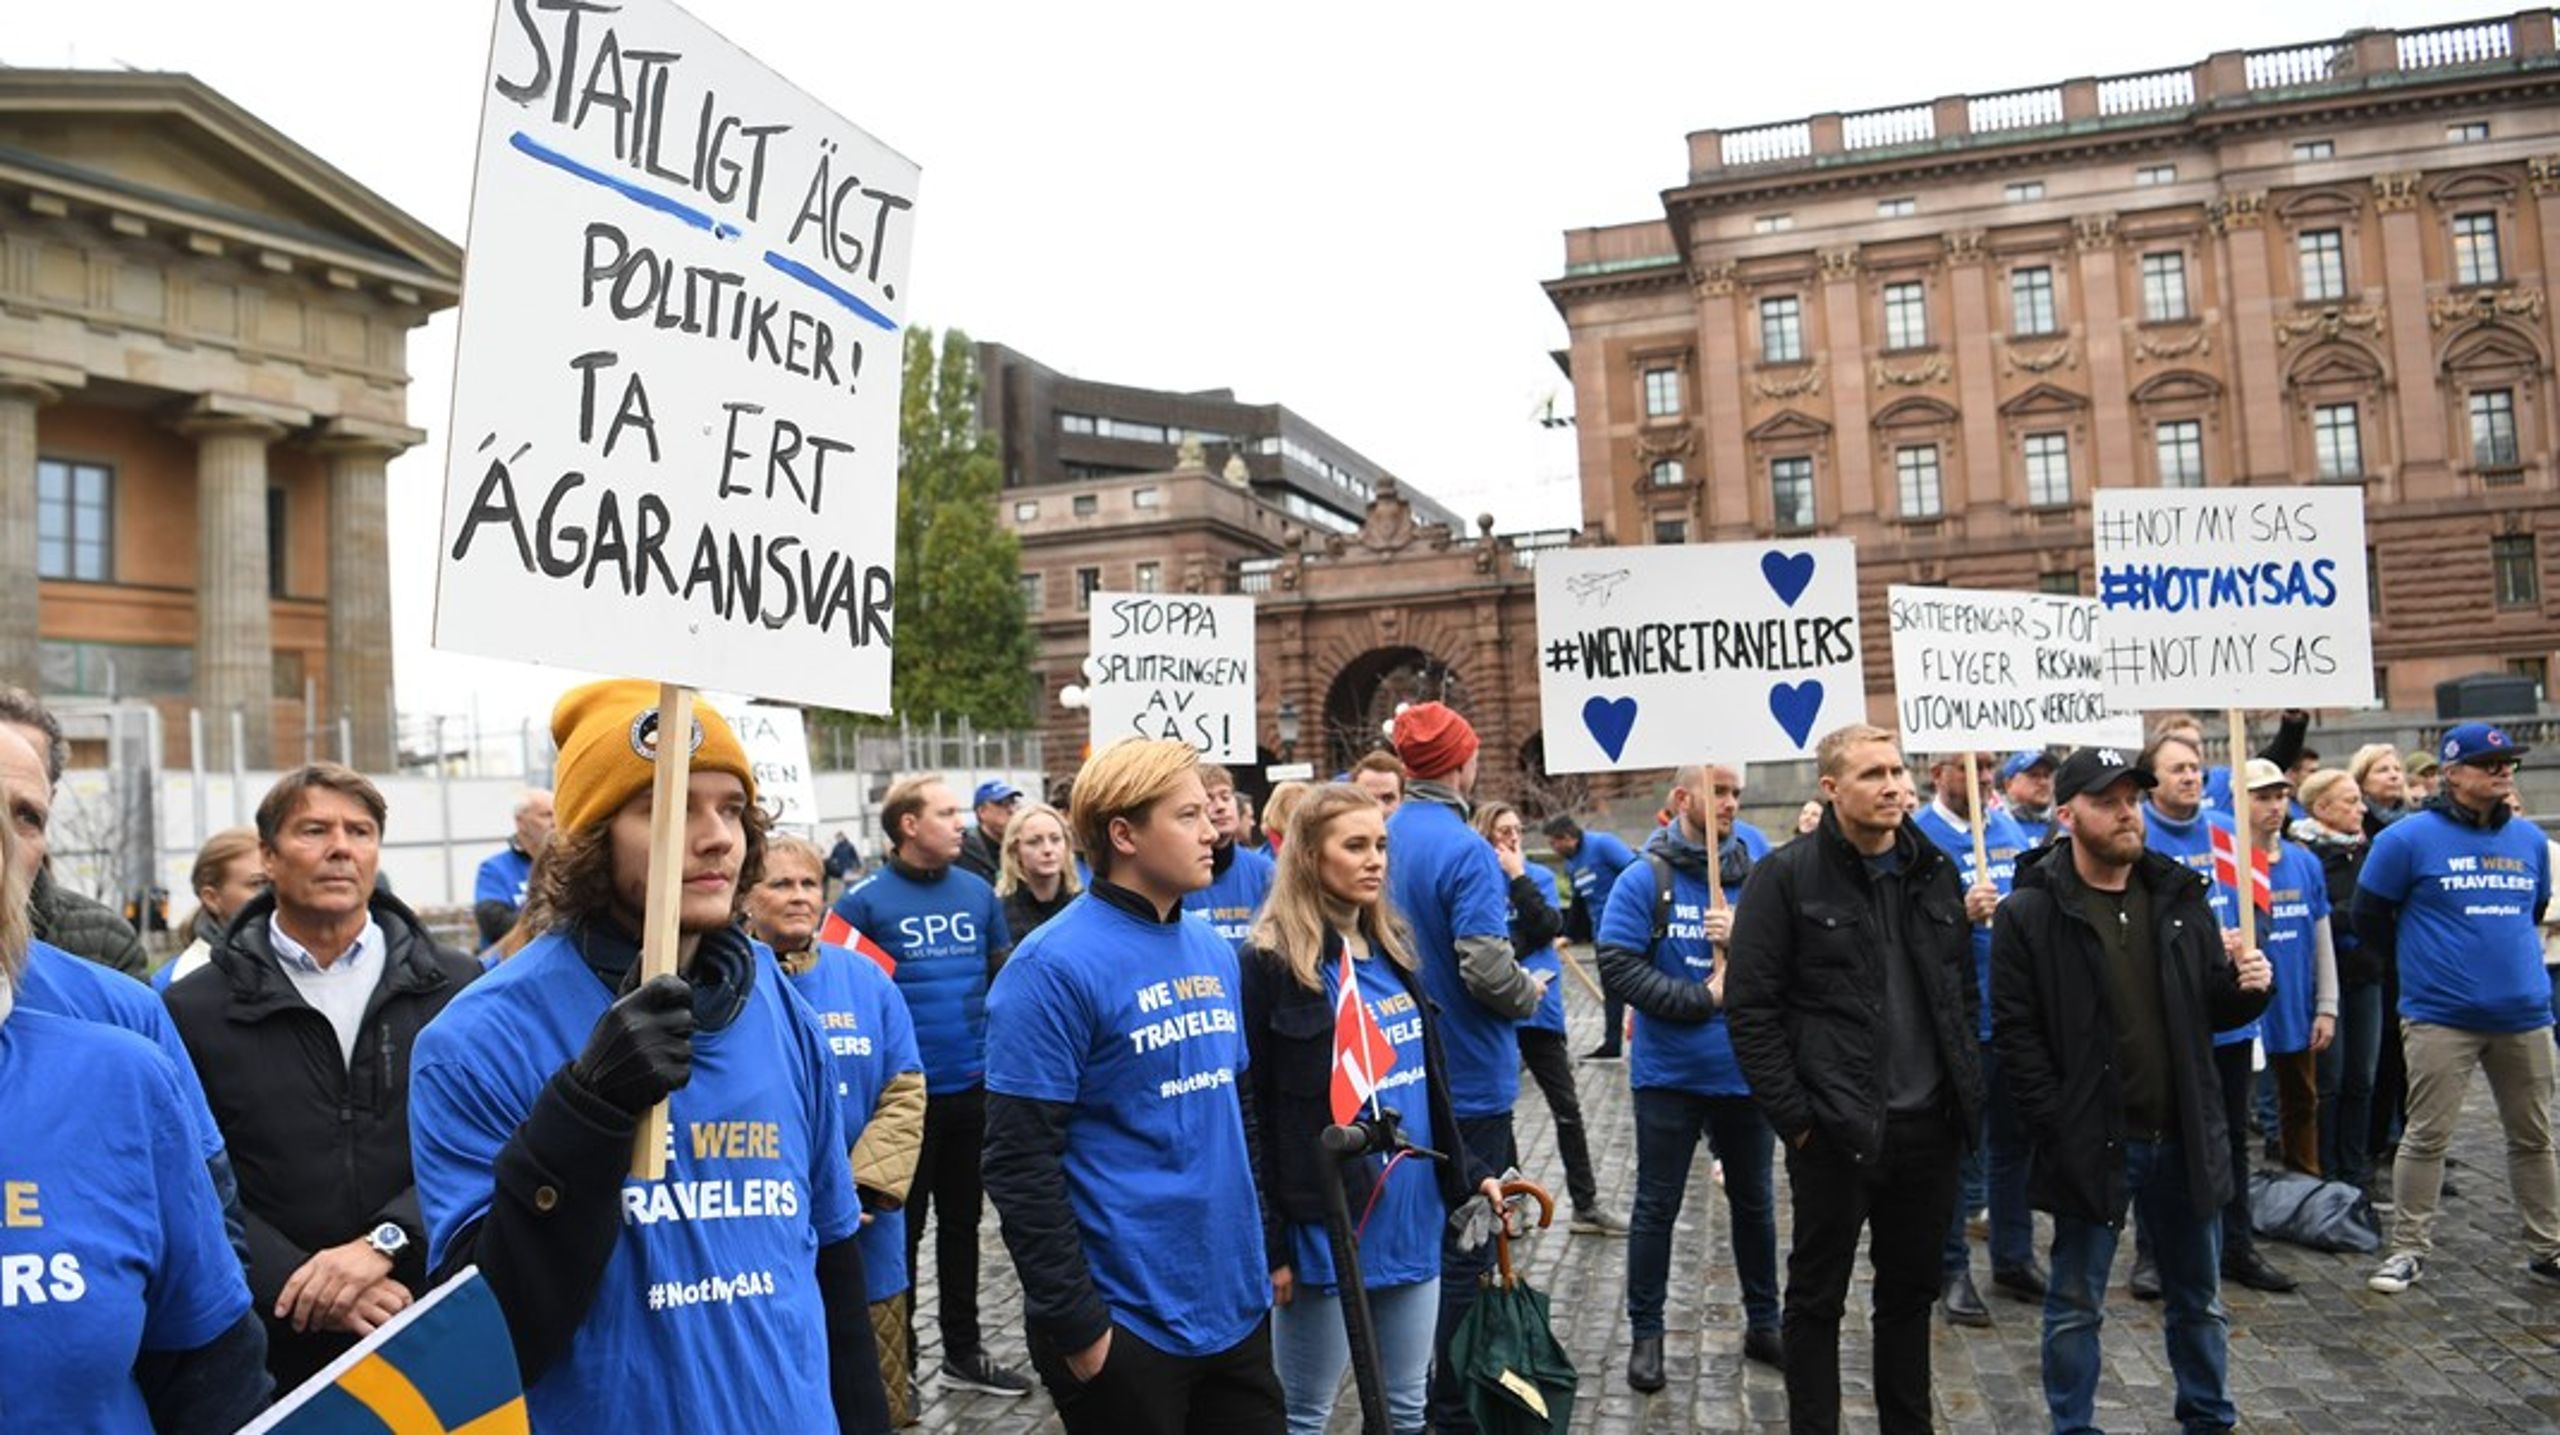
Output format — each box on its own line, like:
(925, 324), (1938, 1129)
(882, 326), (1033, 728)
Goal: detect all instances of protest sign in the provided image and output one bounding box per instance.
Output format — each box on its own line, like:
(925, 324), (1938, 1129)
(730, 701), (818, 828)
(434, 0), (920, 714)
(1887, 586), (2143, 754)
(2092, 489), (2373, 710)
(1534, 541), (1864, 772)
(1083, 593), (1256, 763)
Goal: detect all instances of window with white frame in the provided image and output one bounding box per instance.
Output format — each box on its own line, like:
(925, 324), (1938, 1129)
(2448, 121), (2490, 144)
(2155, 419), (2205, 488)
(1753, 213), (1795, 234)
(2293, 139), (2335, 161)
(1895, 445), (1943, 519)
(2134, 164), (2177, 187)
(2312, 403), (2363, 480)
(2452, 212), (2502, 286)
(2471, 388), (2520, 469)
(1770, 457), (1815, 531)
(2004, 180), (2045, 203)
(1883, 281), (1928, 350)
(1643, 367), (1682, 418)
(2023, 432), (2072, 506)
(2297, 229), (2346, 301)
(2140, 252), (2189, 322)
(1649, 459), (1684, 488)
(2010, 266), (2057, 335)
(1760, 296), (1804, 362)
(1878, 197), (1917, 218)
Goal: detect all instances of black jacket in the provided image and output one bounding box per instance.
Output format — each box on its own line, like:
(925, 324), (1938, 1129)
(163, 889), (477, 1388)
(1002, 881), (1076, 944)
(1239, 929), (1487, 1273)
(2293, 823), (2376, 986)
(1990, 841), (2269, 1225)
(957, 827), (1000, 884)
(1724, 808), (1982, 1162)
(29, 866), (148, 977)
(1503, 867), (1564, 958)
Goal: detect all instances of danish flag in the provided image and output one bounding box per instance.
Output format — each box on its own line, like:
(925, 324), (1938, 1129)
(818, 910), (900, 975)
(1330, 949), (1400, 1126)
(2208, 824), (2273, 913)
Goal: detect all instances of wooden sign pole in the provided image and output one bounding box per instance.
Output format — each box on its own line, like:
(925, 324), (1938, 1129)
(2226, 707), (2255, 955)
(1701, 763), (1725, 923)
(1962, 750), (1990, 925)
(633, 682), (697, 1181)
(1557, 946), (1608, 1005)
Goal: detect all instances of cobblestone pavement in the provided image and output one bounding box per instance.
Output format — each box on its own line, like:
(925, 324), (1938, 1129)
(908, 951), (2560, 1434)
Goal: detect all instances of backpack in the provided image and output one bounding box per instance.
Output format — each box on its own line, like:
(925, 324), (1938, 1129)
(1646, 852), (1677, 947)
(2247, 1169), (2381, 1254)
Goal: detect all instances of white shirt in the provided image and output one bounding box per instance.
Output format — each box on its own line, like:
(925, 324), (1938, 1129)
(268, 913), (386, 1067)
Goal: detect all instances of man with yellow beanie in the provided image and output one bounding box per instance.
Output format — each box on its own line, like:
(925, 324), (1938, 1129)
(409, 680), (890, 1432)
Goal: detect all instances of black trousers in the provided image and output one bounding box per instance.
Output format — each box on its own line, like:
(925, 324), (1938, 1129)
(2214, 1040), (2261, 1257)
(908, 1084), (989, 1358)
(1517, 1028), (1600, 1210)
(1026, 1317), (1284, 1435)
(1780, 1113), (1960, 1435)
(1430, 1112), (1517, 1435)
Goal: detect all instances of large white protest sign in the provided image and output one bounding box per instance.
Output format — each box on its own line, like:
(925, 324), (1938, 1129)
(1535, 541), (1863, 772)
(435, 0), (919, 712)
(728, 702), (817, 828)
(2092, 489), (2373, 710)
(1888, 586), (2144, 754)
(1083, 593), (1256, 763)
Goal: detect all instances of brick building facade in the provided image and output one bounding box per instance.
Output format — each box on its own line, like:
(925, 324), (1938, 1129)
(1546, 13), (2560, 715)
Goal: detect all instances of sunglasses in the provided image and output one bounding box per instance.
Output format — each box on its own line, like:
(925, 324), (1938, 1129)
(2466, 757), (2522, 775)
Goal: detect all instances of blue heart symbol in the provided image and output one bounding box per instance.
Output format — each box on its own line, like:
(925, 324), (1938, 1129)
(1582, 695), (1638, 763)
(1760, 550), (1816, 608)
(1768, 681), (1824, 748)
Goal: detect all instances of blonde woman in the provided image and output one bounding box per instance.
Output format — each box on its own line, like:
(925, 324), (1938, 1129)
(995, 802), (1081, 940)
(1240, 783), (1501, 1435)
(2349, 742), (2408, 834)
(154, 826), (267, 991)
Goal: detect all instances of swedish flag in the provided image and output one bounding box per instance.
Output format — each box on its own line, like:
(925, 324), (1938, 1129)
(241, 1268), (527, 1435)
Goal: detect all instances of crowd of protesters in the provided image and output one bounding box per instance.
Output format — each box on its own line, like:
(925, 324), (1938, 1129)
(0, 672), (2552, 1435)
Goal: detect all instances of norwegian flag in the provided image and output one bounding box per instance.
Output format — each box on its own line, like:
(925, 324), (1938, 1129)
(2208, 824), (2273, 913)
(1329, 949), (1400, 1126)
(817, 910), (899, 975)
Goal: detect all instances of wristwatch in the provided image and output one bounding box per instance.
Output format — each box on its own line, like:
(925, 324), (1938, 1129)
(365, 1222), (410, 1260)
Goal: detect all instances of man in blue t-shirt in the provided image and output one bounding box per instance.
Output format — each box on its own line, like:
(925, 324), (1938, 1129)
(1182, 765), (1275, 950)
(827, 773), (1029, 1398)
(407, 680), (887, 1433)
(470, 788), (552, 949)
(1544, 812), (1640, 1059)
(750, 834), (929, 1426)
(1384, 703), (1544, 1435)
(982, 737), (1283, 1434)
(2136, 731), (2296, 1295)
(1596, 762), (1782, 1390)
(1913, 752), (2036, 1326)
(2355, 723), (2559, 1294)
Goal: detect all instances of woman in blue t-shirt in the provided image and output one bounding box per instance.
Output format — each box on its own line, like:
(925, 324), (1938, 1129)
(1240, 783), (1502, 1435)
(0, 768), (268, 1431)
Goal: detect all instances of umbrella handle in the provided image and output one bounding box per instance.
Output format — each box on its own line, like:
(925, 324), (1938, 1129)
(1492, 1179), (1556, 1288)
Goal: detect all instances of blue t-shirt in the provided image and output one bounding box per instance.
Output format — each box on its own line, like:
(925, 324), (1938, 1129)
(2145, 803), (2254, 1044)
(783, 942), (922, 1303)
(474, 845), (534, 908)
(1288, 953), (1438, 1291)
(21, 940), (223, 1163)
(1596, 847), (1750, 1097)
(1911, 804), (2028, 1044)
(2258, 842), (2332, 1055)
(1518, 865), (1565, 1035)
(0, 1007), (249, 1432)
(831, 866), (1010, 1095)
(983, 892), (1266, 1359)
(2358, 808), (2555, 1034)
(1563, 829), (1639, 917)
(1182, 844), (1275, 950)
(411, 933), (860, 1430)
(1735, 822), (1772, 862)
(1387, 798), (1520, 1119)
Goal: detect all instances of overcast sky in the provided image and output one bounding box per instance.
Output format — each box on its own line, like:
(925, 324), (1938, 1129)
(11, 0), (2485, 737)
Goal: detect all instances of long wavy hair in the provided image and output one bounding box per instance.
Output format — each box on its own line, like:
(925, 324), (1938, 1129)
(527, 793), (772, 937)
(1248, 783), (1416, 993)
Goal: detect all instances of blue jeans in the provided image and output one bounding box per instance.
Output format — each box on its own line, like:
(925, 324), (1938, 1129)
(1945, 1041), (2034, 1276)
(1430, 1112), (1514, 1435)
(2044, 1138), (2235, 1434)
(2322, 981), (2384, 1187)
(1626, 1088), (1779, 1337)
(1273, 1276), (1438, 1435)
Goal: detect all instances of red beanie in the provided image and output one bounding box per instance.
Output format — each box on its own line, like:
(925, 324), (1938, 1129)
(1391, 701), (1479, 781)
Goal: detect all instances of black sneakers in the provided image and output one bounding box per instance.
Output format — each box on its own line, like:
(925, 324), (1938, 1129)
(941, 1350), (1033, 1397)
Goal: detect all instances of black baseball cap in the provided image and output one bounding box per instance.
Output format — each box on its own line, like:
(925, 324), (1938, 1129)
(2054, 747), (2159, 805)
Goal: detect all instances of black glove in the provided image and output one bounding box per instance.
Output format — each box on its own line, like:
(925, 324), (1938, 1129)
(569, 974), (696, 1116)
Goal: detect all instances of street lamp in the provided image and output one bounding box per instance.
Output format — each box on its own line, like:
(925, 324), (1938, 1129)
(1276, 699), (1300, 762)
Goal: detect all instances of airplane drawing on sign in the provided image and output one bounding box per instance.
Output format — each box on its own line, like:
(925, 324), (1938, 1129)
(1567, 570), (1631, 608)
